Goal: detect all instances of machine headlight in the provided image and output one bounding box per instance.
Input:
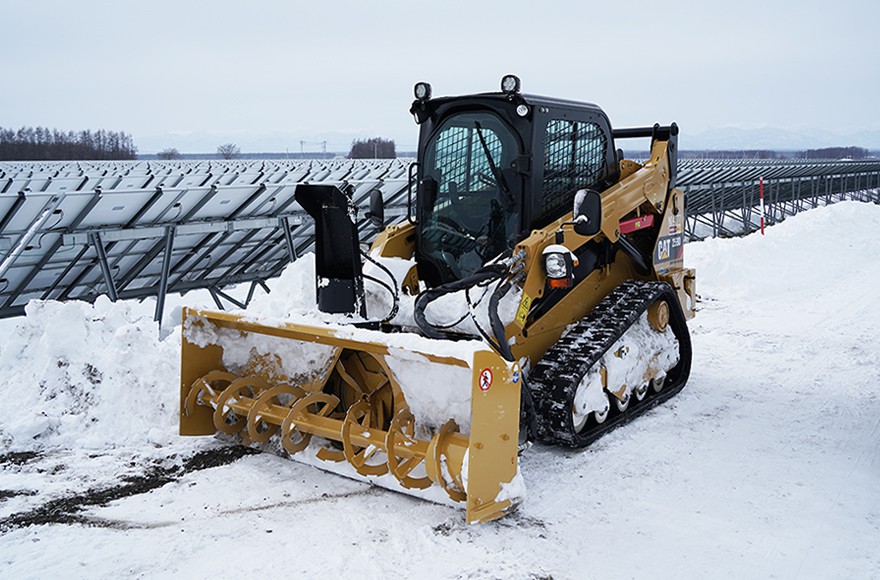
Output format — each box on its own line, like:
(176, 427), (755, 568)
(516, 104), (530, 117)
(542, 244), (578, 289)
(544, 253), (567, 278)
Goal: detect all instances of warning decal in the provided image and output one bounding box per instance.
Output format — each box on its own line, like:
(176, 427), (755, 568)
(479, 368), (493, 392)
(515, 293), (531, 326)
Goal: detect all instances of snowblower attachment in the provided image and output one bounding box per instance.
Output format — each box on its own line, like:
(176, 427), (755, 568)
(180, 310), (523, 523)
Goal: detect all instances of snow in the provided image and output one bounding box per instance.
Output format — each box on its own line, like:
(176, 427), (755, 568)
(572, 311), (679, 426)
(0, 296), (181, 450)
(382, 350), (473, 432)
(1, 201), (880, 578)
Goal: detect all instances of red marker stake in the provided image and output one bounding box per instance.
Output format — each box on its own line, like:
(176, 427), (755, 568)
(759, 176), (765, 236)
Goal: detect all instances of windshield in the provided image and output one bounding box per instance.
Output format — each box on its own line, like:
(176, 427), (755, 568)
(419, 112), (520, 281)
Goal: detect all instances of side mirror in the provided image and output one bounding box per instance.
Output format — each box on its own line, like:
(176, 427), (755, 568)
(573, 189), (602, 236)
(367, 187), (384, 229)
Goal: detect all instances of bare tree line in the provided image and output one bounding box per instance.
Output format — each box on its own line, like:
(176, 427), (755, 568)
(349, 137), (396, 159)
(0, 126), (137, 161)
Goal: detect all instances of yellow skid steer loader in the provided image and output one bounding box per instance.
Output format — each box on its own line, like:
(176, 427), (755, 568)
(180, 76), (696, 523)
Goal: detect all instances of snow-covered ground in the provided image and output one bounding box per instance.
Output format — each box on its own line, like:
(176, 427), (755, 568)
(1, 201), (879, 579)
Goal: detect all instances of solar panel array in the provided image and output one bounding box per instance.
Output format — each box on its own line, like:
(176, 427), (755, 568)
(677, 158), (880, 237)
(1, 157), (878, 321)
(0, 159), (411, 320)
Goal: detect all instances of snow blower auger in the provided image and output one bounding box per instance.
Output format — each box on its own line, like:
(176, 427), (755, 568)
(180, 75), (697, 524)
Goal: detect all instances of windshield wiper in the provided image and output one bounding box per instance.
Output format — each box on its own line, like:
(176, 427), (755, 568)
(473, 121), (515, 209)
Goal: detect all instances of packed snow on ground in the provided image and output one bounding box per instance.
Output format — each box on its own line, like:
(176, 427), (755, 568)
(1, 201), (879, 578)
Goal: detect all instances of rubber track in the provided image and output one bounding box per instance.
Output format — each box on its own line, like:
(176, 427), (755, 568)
(527, 280), (693, 447)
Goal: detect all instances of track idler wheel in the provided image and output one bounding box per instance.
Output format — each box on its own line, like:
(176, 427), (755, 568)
(213, 376), (267, 434)
(184, 371), (238, 417)
(246, 383), (305, 443)
(342, 399), (389, 477)
(648, 300), (670, 332)
(385, 409), (431, 489)
(280, 392), (340, 455)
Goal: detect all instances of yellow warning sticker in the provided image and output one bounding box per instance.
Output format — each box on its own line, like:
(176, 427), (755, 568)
(515, 293), (531, 326)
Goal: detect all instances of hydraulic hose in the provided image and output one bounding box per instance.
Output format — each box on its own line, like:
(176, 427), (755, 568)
(413, 264), (507, 340)
(487, 276), (516, 362)
(352, 250), (401, 329)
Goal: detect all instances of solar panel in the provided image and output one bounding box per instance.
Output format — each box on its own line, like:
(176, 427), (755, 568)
(0, 157), (877, 322)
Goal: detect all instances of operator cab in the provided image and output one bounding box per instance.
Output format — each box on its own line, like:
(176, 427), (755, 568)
(411, 75), (619, 288)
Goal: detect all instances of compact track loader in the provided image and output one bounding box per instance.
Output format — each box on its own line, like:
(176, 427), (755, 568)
(180, 76), (696, 523)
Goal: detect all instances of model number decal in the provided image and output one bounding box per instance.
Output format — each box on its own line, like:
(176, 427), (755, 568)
(655, 234), (683, 263)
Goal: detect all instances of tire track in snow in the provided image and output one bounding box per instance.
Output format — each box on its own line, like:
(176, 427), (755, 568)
(0, 445), (258, 532)
(77, 487), (384, 531)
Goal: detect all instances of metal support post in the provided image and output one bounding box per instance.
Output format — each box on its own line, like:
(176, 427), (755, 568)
(279, 216), (297, 262)
(154, 225), (175, 323)
(88, 232), (118, 301)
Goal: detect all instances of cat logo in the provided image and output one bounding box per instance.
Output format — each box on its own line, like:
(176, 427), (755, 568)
(656, 234), (682, 263)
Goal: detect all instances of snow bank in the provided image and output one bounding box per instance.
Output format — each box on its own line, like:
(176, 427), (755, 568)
(0, 296), (180, 451)
(687, 200), (880, 302)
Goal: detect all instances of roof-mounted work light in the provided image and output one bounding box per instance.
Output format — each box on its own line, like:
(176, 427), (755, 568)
(501, 74), (521, 95)
(414, 82), (432, 102)
(410, 82), (433, 124)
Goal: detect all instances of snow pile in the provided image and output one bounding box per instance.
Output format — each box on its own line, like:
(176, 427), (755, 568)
(239, 252), (319, 322)
(688, 200), (879, 301)
(383, 349), (473, 431)
(0, 296), (180, 451)
(1, 201), (879, 578)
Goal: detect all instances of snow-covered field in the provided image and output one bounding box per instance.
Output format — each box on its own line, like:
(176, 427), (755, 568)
(1, 201), (878, 579)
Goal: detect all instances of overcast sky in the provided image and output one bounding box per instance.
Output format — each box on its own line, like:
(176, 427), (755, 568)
(2, 0), (877, 152)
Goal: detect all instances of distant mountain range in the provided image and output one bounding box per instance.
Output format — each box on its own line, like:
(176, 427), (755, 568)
(134, 126), (880, 156)
(682, 127), (880, 151)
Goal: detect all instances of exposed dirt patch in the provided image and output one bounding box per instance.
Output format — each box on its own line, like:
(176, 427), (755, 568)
(0, 489), (38, 501)
(0, 445), (258, 532)
(0, 451), (42, 467)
